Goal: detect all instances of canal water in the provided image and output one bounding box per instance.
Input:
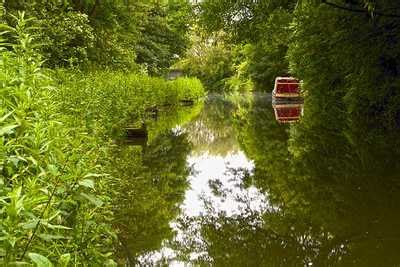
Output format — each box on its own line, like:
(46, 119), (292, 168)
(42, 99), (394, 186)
(116, 93), (400, 266)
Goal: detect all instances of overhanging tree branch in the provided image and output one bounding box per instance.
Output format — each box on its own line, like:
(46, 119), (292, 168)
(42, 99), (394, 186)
(90, 0), (101, 17)
(321, 0), (400, 18)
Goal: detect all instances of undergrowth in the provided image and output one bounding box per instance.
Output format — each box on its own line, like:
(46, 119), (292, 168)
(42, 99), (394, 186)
(0, 13), (204, 265)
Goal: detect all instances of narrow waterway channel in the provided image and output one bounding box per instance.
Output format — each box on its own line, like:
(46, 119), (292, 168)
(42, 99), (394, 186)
(116, 93), (400, 266)
(182, 94), (267, 218)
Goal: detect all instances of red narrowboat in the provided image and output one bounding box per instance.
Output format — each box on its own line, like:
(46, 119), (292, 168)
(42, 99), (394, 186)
(273, 77), (301, 99)
(272, 103), (303, 123)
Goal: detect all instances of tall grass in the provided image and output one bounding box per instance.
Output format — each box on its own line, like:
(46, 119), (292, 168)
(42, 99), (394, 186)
(0, 13), (204, 265)
(54, 70), (204, 136)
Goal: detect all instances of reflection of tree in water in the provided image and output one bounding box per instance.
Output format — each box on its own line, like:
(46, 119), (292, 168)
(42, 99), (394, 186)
(108, 100), (203, 265)
(185, 95), (240, 156)
(111, 129), (192, 265)
(173, 93), (400, 265)
(234, 95), (291, 194)
(173, 81), (400, 266)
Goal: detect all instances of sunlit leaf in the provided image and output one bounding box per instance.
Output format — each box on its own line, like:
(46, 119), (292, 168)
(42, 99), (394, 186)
(21, 220), (39, 230)
(41, 222), (72, 230)
(28, 253), (53, 267)
(0, 124), (18, 136)
(83, 173), (109, 178)
(58, 254), (71, 267)
(78, 179), (95, 189)
(47, 164), (59, 176)
(80, 193), (103, 207)
(38, 234), (68, 241)
(0, 111), (13, 123)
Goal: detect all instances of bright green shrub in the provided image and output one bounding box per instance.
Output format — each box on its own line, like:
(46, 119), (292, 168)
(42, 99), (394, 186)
(38, 11), (95, 67)
(177, 39), (234, 92)
(172, 77), (205, 101)
(54, 70), (205, 136)
(0, 13), (117, 265)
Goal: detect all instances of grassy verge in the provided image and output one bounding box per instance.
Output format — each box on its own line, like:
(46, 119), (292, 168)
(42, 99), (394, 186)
(54, 70), (205, 136)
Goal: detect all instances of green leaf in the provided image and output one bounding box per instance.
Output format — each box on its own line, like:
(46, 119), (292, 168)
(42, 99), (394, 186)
(58, 254), (71, 267)
(0, 124), (18, 136)
(105, 259), (118, 267)
(28, 253), (53, 267)
(83, 173), (109, 178)
(21, 220), (39, 230)
(80, 193), (103, 207)
(47, 164), (59, 176)
(41, 222), (72, 230)
(0, 111), (13, 123)
(78, 179), (95, 189)
(38, 234), (68, 241)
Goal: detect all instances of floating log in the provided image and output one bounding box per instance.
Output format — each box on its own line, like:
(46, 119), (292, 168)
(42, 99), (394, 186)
(179, 99), (194, 106)
(123, 136), (148, 146)
(126, 124), (148, 139)
(145, 106), (158, 119)
(124, 124), (148, 146)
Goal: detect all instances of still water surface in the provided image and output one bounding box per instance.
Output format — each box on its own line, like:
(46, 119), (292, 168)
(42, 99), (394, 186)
(118, 93), (400, 266)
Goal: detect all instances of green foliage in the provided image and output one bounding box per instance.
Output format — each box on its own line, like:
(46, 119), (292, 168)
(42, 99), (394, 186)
(136, 0), (193, 75)
(197, 0), (296, 42)
(2, 0), (194, 71)
(195, 0), (400, 91)
(0, 12), (204, 265)
(39, 11), (95, 67)
(54, 70), (204, 137)
(176, 34), (235, 92)
(3, 1), (96, 68)
(180, 0), (296, 92)
(243, 8), (292, 90)
(0, 13), (116, 265)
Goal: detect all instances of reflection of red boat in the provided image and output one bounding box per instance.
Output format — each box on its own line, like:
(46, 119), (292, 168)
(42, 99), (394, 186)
(273, 77), (301, 98)
(273, 103), (303, 123)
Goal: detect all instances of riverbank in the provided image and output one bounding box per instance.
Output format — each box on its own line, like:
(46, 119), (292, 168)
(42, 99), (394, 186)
(0, 42), (204, 265)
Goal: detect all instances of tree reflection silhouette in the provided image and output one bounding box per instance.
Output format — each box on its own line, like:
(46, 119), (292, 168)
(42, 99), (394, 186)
(110, 105), (201, 265)
(173, 93), (400, 266)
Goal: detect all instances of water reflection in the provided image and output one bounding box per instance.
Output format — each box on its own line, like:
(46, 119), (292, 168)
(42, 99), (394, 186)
(111, 105), (202, 266)
(114, 92), (400, 266)
(173, 93), (400, 266)
(272, 102), (304, 123)
(185, 94), (240, 156)
(182, 152), (259, 217)
(181, 95), (266, 218)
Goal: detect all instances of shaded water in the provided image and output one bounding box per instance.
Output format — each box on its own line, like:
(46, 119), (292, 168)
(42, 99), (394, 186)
(115, 93), (400, 266)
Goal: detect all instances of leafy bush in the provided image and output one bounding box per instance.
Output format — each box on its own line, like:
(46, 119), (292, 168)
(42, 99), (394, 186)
(0, 13), (117, 265)
(176, 35), (234, 92)
(38, 11), (95, 67)
(135, 1), (193, 75)
(2, 1), (193, 72)
(54, 71), (205, 134)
